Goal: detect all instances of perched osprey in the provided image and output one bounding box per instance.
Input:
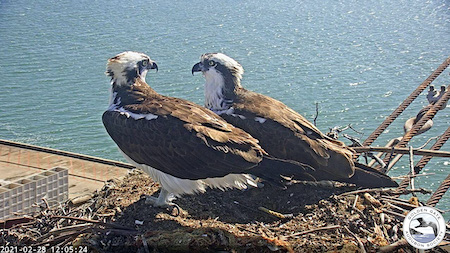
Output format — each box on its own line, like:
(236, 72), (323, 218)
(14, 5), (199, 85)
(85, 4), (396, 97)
(192, 53), (398, 188)
(427, 85), (448, 108)
(102, 51), (313, 207)
(427, 85), (438, 104)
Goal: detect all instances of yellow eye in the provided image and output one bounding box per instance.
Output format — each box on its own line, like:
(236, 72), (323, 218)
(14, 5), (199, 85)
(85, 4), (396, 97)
(208, 60), (216, 66)
(142, 59), (148, 66)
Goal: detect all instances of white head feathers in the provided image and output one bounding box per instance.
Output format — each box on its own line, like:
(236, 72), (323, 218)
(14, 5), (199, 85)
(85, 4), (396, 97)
(106, 51), (156, 86)
(201, 53), (244, 81)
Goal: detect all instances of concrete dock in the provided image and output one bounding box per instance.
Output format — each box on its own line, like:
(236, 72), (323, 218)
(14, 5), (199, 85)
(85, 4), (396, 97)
(0, 139), (132, 200)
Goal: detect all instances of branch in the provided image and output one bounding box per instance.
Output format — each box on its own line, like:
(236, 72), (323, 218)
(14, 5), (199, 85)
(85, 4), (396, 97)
(352, 146), (450, 157)
(282, 225), (341, 239)
(313, 102), (319, 126)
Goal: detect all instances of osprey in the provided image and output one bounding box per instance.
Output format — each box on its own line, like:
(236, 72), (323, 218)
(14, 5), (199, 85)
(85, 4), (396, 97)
(102, 51), (313, 207)
(192, 53), (398, 188)
(427, 85), (438, 104)
(427, 85), (448, 109)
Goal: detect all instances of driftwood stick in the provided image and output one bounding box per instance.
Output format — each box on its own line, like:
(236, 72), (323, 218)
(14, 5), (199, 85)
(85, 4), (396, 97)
(348, 203), (367, 219)
(409, 146), (415, 192)
(381, 209), (406, 219)
(351, 195), (359, 214)
(68, 194), (93, 206)
(33, 227), (92, 246)
(392, 172), (435, 180)
(49, 223), (93, 235)
(363, 193), (382, 207)
(339, 187), (431, 197)
(352, 146), (450, 157)
(378, 238), (409, 253)
(386, 202), (408, 213)
(344, 226), (367, 253)
(380, 198), (419, 210)
(50, 215), (137, 231)
(282, 225), (341, 239)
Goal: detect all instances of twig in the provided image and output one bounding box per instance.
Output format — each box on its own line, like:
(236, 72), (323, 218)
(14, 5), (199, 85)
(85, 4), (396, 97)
(351, 195), (359, 214)
(352, 146), (450, 157)
(347, 202), (367, 220)
(392, 173), (435, 180)
(313, 102), (319, 126)
(381, 209), (406, 219)
(408, 146), (415, 195)
(380, 198), (420, 210)
(363, 193), (382, 207)
(338, 187), (431, 197)
(417, 135), (441, 149)
(258, 207), (293, 219)
(68, 194), (93, 206)
(42, 198), (50, 210)
(338, 188), (388, 196)
(380, 195), (413, 203)
(33, 227), (93, 246)
(343, 226), (367, 253)
(348, 125), (364, 135)
(50, 215), (137, 231)
(49, 223), (93, 236)
(378, 239), (409, 253)
(385, 202), (408, 214)
(282, 225), (341, 239)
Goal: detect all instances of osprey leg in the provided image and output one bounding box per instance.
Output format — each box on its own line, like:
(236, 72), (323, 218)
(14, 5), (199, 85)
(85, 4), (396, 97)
(145, 188), (176, 207)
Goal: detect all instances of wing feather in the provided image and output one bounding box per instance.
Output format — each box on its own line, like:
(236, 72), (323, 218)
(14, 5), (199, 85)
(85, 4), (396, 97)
(228, 88), (354, 178)
(103, 96), (264, 180)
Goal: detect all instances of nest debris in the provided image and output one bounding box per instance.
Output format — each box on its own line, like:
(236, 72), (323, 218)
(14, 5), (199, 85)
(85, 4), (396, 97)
(0, 170), (448, 252)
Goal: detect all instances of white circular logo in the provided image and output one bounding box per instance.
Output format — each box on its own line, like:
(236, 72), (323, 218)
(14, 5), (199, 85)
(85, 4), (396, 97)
(403, 206), (446, 250)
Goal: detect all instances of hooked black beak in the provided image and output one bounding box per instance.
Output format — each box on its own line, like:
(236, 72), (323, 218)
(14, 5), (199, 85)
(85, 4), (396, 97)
(191, 62), (203, 75)
(150, 61), (158, 72)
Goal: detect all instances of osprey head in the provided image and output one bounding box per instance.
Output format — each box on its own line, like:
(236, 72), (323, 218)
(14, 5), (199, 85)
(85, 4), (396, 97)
(106, 51), (158, 86)
(192, 53), (244, 110)
(192, 53), (244, 87)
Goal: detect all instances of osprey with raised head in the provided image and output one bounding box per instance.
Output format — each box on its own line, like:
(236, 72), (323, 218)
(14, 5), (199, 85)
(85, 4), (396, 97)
(102, 51), (313, 207)
(192, 53), (398, 188)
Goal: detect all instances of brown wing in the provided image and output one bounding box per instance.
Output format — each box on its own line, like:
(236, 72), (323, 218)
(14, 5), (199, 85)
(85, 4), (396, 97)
(102, 96), (264, 180)
(225, 88), (355, 179)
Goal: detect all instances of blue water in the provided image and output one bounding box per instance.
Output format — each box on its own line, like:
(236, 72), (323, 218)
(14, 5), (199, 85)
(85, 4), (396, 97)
(0, 0), (449, 217)
(413, 233), (436, 243)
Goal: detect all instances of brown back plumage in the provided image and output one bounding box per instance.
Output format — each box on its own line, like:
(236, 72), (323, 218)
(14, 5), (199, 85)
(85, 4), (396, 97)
(226, 87), (355, 179)
(103, 79), (266, 179)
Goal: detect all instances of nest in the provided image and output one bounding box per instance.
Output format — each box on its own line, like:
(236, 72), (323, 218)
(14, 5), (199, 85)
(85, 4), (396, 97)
(0, 170), (448, 252)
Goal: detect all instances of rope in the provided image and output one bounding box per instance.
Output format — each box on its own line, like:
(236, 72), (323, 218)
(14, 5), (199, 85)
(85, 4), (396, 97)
(396, 126), (450, 192)
(362, 57), (450, 147)
(380, 87), (450, 173)
(426, 174), (450, 207)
